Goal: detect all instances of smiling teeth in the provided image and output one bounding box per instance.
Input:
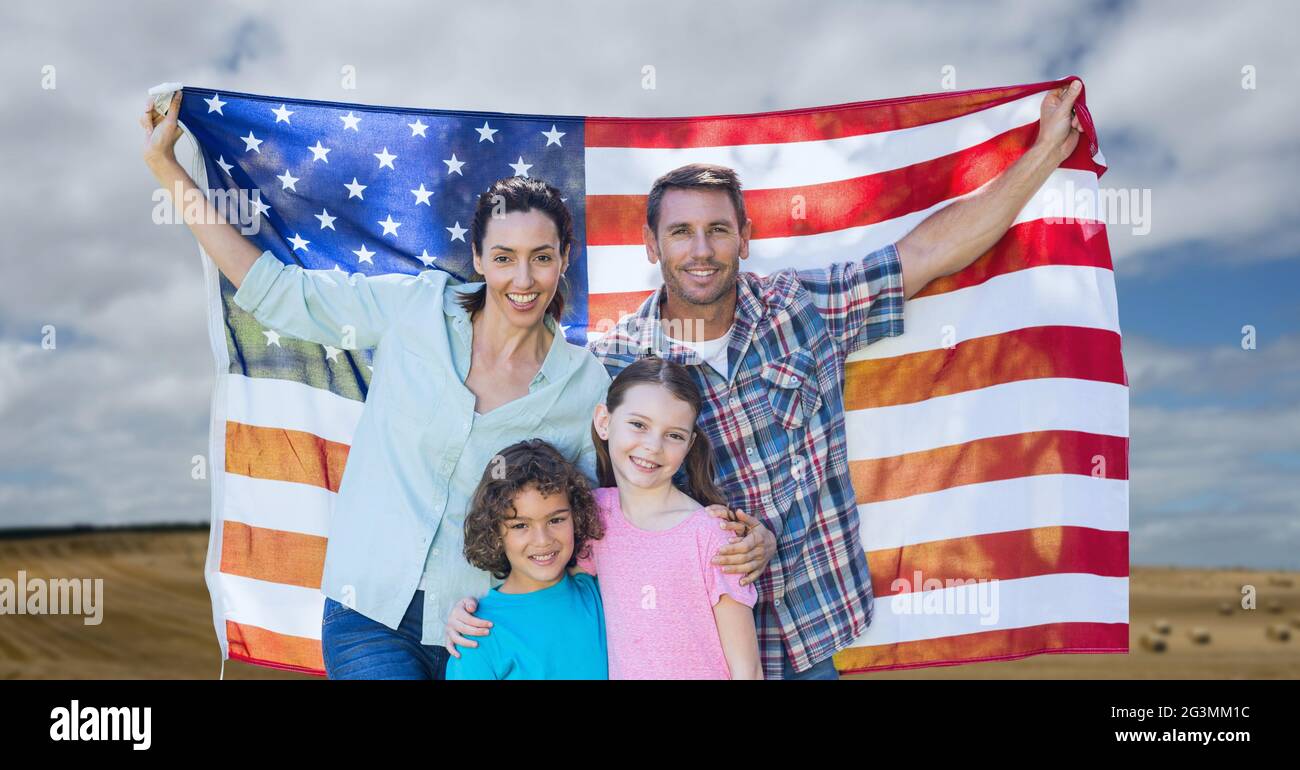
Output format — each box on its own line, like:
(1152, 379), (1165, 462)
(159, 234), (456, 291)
(630, 457), (659, 470)
(529, 551), (557, 561)
(507, 292), (539, 303)
(686, 269), (716, 277)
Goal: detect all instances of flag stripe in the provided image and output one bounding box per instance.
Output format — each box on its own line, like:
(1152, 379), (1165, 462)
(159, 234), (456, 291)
(834, 621), (1129, 673)
(217, 571), (325, 640)
(858, 474), (1128, 550)
(224, 472), (333, 538)
(850, 430), (1129, 504)
(845, 378), (1128, 460)
(585, 81), (1060, 149)
(225, 620), (325, 675)
(844, 325), (1126, 410)
(225, 420), (350, 492)
(220, 520), (326, 589)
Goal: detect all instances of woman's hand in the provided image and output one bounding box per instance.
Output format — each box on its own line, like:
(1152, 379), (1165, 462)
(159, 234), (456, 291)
(706, 506), (777, 587)
(141, 91), (184, 175)
(443, 595), (492, 658)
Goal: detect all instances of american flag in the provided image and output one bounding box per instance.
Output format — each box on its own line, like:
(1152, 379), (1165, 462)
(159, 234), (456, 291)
(170, 76), (1127, 675)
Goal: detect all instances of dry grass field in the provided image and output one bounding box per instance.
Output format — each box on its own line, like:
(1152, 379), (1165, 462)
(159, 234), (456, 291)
(1, 528), (1297, 680)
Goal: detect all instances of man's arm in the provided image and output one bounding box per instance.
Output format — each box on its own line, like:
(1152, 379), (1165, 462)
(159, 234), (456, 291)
(896, 80), (1085, 300)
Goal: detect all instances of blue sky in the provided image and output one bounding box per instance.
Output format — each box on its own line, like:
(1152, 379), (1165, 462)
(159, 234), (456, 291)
(0, 0), (1296, 569)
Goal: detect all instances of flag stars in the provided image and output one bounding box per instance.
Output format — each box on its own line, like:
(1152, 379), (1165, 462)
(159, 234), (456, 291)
(410, 183), (433, 206)
(340, 111), (362, 131)
(344, 178), (367, 199)
(263, 329), (282, 347)
(446, 222), (467, 242)
(272, 104), (294, 124)
(277, 170), (300, 191)
(204, 93), (226, 114)
(353, 244), (376, 264)
(417, 249), (436, 267)
(443, 153), (465, 175)
(251, 195), (270, 218)
(241, 131), (263, 153)
(475, 121), (498, 142)
(288, 233), (310, 251)
(308, 141), (331, 162)
(323, 345), (342, 363)
(378, 214), (402, 237)
(215, 156), (233, 175)
(408, 118), (428, 137)
(509, 156), (533, 178)
(315, 209), (337, 230)
(542, 125), (565, 147)
(374, 147), (397, 170)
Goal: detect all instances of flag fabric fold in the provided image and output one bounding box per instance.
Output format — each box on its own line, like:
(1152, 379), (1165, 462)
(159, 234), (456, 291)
(169, 75), (1127, 676)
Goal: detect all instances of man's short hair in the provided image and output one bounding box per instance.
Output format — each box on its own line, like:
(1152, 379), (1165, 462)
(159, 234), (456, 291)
(645, 163), (748, 234)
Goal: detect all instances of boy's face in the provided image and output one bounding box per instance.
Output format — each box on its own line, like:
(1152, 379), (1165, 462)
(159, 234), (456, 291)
(500, 484), (575, 588)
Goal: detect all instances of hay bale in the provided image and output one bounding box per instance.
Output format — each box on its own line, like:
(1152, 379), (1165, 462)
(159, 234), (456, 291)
(1152, 619), (1172, 635)
(1266, 624), (1292, 642)
(1187, 627), (1212, 645)
(1139, 633), (1167, 653)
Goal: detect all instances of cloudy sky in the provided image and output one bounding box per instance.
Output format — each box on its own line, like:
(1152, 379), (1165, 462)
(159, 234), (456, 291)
(1, 0), (1296, 569)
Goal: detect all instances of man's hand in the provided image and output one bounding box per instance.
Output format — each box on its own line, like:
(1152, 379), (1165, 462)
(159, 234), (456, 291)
(443, 596), (492, 658)
(1034, 80), (1084, 166)
(705, 505), (777, 586)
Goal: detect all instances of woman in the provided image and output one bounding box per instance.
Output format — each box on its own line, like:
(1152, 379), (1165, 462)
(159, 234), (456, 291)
(142, 91), (611, 679)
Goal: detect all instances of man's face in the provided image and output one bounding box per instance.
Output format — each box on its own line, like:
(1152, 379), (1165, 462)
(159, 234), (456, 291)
(644, 187), (750, 309)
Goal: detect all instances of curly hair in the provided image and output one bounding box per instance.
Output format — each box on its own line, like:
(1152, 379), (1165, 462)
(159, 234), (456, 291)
(462, 438), (604, 580)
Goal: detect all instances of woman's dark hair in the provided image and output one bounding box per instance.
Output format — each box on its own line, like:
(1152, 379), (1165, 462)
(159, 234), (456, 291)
(462, 438), (603, 580)
(592, 356), (726, 508)
(456, 176), (575, 323)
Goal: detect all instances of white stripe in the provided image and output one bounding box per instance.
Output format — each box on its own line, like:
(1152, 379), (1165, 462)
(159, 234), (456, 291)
(586, 91), (1046, 195)
(859, 474), (1129, 551)
(226, 372), (364, 446)
(846, 262), (1120, 362)
(223, 473), (334, 538)
(586, 168), (1101, 296)
(845, 377), (1129, 460)
(216, 572), (325, 641)
(845, 572), (1128, 647)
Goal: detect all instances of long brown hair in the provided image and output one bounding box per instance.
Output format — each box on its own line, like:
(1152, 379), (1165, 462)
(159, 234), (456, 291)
(456, 176), (573, 323)
(591, 356), (726, 508)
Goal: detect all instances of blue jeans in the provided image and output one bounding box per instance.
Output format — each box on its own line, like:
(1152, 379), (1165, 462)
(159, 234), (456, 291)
(781, 654), (841, 680)
(321, 589), (450, 680)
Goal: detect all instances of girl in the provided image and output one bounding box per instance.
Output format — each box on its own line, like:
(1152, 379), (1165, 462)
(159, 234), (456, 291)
(446, 439), (607, 680)
(580, 356), (763, 679)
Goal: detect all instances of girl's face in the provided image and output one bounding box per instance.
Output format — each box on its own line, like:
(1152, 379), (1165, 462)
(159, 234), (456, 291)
(472, 209), (568, 329)
(500, 483), (575, 590)
(593, 382), (697, 491)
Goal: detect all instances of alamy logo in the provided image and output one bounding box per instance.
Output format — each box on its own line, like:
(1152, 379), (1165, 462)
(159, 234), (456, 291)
(0, 570), (103, 624)
(49, 700), (151, 750)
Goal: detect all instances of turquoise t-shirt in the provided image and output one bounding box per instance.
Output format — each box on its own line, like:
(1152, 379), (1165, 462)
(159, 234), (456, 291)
(445, 572), (608, 680)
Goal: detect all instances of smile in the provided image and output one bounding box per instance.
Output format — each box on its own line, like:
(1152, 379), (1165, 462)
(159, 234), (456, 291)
(629, 456), (661, 472)
(506, 292), (540, 309)
(684, 268), (718, 278)
(528, 550), (559, 564)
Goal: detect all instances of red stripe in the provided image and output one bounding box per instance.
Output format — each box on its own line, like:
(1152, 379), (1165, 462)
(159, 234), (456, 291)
(587, 77), (1082, 148)
(833, 621), (1128, 673)
(851, 430), (1129, 504)
(845, 325), (1127, 410)
(587, 122), (1099, 246)
(867, 526), (1130, 603)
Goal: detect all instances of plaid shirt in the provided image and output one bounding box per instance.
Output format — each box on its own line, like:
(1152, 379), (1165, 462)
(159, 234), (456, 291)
(587, 242), (906, 679)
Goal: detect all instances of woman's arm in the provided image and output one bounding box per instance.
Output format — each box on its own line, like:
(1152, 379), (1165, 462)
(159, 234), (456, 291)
(143, 92), (262, 288)
(713, 596), (763, 680)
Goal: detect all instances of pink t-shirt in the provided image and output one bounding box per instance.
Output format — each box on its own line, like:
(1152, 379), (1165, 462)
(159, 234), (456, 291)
(577, 486), (758, 679)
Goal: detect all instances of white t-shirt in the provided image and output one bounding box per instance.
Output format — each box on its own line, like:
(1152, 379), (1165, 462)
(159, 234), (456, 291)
(664, 324), (733, 379)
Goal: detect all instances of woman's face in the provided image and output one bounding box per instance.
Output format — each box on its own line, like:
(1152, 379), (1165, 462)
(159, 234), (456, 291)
(500, 484), (575, 590)
(472, 209), (568, 329)
(593, 382), (697, 492)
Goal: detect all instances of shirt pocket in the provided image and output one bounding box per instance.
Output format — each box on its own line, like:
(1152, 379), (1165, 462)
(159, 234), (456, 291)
(374, 346), (446, 429)
(759, 348), (823, 432)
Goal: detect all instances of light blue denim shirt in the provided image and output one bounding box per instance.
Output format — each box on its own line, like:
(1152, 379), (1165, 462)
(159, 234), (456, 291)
(231, 249), (611, 646)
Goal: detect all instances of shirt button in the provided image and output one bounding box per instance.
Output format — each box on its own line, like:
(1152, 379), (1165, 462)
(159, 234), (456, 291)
(431, 548), (440, 557)
(774, 599), (782, 607)
(745, 447), (754, 456)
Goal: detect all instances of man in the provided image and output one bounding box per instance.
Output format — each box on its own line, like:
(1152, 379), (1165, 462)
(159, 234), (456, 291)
(584, 82), (1085, 679)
